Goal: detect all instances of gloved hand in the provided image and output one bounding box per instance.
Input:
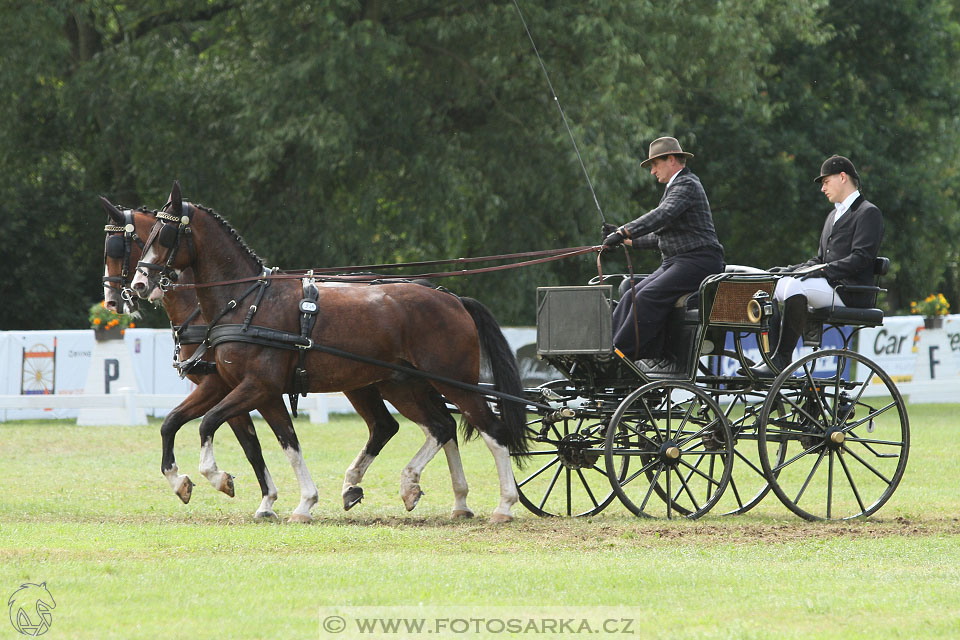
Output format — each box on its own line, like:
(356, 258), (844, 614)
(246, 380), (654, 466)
(798, 268), (824, 281)
(601, 222), (619, 236)
(767, 266), (791, 273)
(602, 231), (625, 249)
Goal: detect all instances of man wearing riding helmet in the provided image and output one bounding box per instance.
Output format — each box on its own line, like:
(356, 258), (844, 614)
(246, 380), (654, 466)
(748, 154), (884, 377)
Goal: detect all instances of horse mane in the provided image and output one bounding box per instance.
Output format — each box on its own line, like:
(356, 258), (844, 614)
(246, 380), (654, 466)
(190, 202), (266, 269)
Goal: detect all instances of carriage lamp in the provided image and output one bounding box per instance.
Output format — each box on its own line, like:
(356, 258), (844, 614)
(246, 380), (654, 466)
(747, 290), (775, 352)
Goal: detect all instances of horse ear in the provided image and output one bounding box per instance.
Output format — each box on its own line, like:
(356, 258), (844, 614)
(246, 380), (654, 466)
(169, 181), (183, 215)
(99, 196), (125, 224)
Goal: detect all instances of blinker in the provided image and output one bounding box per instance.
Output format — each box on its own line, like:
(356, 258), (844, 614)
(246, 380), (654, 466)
(158, 223), (178, 248)
(105, 235), (126, 259)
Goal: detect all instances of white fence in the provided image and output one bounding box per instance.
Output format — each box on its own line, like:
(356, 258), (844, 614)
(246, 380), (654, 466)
(0, 390), (336, 424)
(1, 317), (958, 425)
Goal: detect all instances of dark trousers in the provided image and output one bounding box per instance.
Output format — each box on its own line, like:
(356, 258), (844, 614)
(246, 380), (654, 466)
(613, 246), (724, 358)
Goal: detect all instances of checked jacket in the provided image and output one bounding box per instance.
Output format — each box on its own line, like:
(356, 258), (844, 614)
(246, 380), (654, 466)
(622, 167), (723, 259)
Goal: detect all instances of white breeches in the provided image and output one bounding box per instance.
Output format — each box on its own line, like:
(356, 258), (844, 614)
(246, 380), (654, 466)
(774, 276), (846, 309)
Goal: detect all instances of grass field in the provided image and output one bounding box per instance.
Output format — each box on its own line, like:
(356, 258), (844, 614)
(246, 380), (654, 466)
(1, 403), (959, 639)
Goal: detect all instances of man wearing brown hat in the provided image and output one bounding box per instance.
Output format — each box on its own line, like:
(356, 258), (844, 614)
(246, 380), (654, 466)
(602, 136), (725, 358)
(749, 154), (884, 376)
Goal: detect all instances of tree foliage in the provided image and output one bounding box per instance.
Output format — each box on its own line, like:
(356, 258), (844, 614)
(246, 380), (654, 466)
(1, 0), (958, 329)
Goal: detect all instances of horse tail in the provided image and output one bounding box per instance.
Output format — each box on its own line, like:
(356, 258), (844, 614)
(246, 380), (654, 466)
(459, 297), (530, 458)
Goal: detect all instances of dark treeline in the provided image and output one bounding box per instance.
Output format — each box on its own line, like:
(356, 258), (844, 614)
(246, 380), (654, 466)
(2, 0), (959, 329)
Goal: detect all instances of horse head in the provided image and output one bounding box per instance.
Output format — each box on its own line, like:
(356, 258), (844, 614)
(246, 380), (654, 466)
(100, 196), (154, 314)
(130, 181), (196, 301)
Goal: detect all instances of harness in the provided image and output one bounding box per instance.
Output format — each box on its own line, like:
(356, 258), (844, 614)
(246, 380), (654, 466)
(173, 266), (274, 377)
(291, 275), (320, 417)
(132, 206), (578, 416)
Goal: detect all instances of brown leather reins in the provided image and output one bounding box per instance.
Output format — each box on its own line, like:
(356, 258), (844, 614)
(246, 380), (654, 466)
(167, 245), (604, 290)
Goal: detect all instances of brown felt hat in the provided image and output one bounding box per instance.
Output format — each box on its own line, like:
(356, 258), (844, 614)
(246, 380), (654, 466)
(814, 155), (860, 183)
(640, 136), (694, 167)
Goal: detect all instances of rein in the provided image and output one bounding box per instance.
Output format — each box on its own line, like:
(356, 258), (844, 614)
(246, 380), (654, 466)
(165, 245), (602, 291)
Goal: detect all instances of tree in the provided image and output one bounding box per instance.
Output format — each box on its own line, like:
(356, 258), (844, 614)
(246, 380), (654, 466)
(1, 0), (957, 329)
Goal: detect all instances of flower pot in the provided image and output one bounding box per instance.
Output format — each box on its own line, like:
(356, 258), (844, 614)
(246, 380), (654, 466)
(94, 327), (124, 341)
(923, 316), (943, 329)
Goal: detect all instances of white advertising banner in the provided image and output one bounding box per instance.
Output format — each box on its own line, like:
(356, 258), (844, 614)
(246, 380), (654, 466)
(856, 314), (960, 402)
(1, 330), (92, 420)
(1, 316), (958, 422)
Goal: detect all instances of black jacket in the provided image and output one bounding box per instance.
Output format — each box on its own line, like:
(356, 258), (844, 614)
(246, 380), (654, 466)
(789, 195), (884, 307)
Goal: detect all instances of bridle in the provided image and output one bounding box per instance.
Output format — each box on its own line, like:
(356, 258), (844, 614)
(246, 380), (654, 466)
(103, 209), (145, 313)
(137, 202), (197, 293)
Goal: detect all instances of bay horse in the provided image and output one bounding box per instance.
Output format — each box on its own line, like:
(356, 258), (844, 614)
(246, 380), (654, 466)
(129, 183), (529, 522)
(101, 199), (481, 522)
(101, 200), (279, 517)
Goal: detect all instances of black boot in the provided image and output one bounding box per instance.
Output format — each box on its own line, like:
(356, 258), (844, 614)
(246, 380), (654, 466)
(747, 294), (807, 378)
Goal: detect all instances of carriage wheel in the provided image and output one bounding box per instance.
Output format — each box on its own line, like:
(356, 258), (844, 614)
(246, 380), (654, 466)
(697, 351), (786, 516)
(604, 381), (733, 519)
(757, 349), (910, 520)
(512, 382), (621, 517)
(715, 389), (788, 515)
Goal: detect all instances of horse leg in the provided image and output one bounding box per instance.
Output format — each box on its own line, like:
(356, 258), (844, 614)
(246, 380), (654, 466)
(441, 438), (473, 518)
(160, 412), (194, 504)
(255, 397), (318, 524)
(421, 384), (473, 517)
(340, 387), (400, 511)
(439, 390), (518, 523)
(225, 414), (279, 519)
(380, 383), (472, 516)
(160, 380), (232, 503)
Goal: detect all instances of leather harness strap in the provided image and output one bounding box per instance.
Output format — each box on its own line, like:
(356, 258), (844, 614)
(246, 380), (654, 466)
(166, 245), (601, 290)
(289, 277), (320, 417)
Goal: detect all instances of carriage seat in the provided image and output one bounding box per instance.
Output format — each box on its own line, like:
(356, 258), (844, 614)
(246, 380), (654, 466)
(799, 257), (889, 346)
(807, 257), (889, 328)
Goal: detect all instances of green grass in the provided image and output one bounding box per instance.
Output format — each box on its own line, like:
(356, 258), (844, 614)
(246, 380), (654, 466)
(1, 405), (959, 639)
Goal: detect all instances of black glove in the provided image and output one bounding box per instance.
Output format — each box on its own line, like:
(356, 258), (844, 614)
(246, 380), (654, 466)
(601, 222), (619, 236)
(602, 231), (625, 249)
(798, 268), (824, 281)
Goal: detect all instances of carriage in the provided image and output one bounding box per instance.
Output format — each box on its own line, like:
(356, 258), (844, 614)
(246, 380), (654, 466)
(102, 188), (908, 523)
(510, 260), (909, 521)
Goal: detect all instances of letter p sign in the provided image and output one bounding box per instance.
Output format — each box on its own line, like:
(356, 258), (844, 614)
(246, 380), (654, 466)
(104, 358), (120, 393)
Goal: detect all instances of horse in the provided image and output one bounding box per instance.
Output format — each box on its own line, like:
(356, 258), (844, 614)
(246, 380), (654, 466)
(101, 199), (279, 518)
(129, 182), (529, 523)
(101, 198), (481, 522)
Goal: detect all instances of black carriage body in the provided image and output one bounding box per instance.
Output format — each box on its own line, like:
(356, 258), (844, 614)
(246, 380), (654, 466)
(535, 274), (777, 390)
(516, 263), (909, 521)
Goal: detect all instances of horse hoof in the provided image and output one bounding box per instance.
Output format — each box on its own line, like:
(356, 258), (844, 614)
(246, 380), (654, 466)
(287, 513), (312, 524)
(489, 512), (514, 524)
(176, 477), (194, 504)
(218, 473), (235, 498)
(402, 486), (423, 511)
(254, 510), (278, 520)
(451, 509), (475, 519)
(343, 486), (364, 511)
